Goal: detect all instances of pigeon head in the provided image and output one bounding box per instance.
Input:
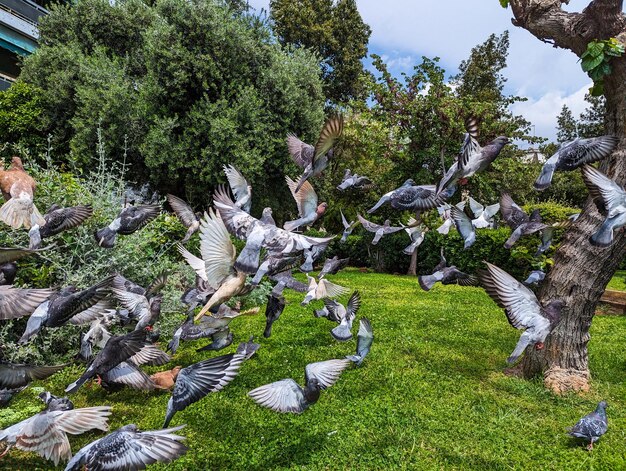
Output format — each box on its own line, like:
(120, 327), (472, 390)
(151, 295), (163, 311)
(59, 286), (78, 295)
(597, 401), (608, 411)
(544, 299), (565, 326)
(10, 156), (24, 170)
(263, 208), (272, 217)
(316, 202), (328, 215)
(492, 136), (510, 148)
(403, 179), (416, 187)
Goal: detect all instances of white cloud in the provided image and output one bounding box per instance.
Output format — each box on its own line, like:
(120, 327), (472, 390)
(510, 84), (591, 143)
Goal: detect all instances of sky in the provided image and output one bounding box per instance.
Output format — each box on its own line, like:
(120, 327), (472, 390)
(246, 0), (601, 145)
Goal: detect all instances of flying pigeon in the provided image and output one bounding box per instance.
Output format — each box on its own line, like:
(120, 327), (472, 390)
(300, 240), (331, 273)
(284, 176), (327, 232)
(478, 262), (564, 364)
(567, 401), (608, 450)
(260, 207), (276, 225)
(436, 201), (466, 235)
(367, 179), (415, 214)
(301, 275), (349, 305)
(196, 327), (234, 352)
(212, 186), (334, 274)
(500, 193), (547, 249)
(167, 194), (201, 243)
(168, 311), (221, 354)
(94, 203), (160, 248)
(0, 285), (54, 320)
(19, 276), (113, 344)
(418, 250), (477, 291)
(28, 204), (93, 249)
(346, 318), (373, 366)
(163, 351), (246, 427)
(0, 403), (111, 465)
(248, 358), (351, 413)
(581, 164), (626, 247)
(0, 362), (65, 389)
(389, 183), (450, 212)
(78, 311), (117, 361)
(269, 269), (308, 297)
(180, 276), (215, 314)
(177, 208), (248, 321)
(450, 206), (476, 249)
(340, 210), (359, 242)
(523, 269), (546, 286)
(319, 255), (350, 277)
(223, 164), (252, 213)
(287, 116), (344, 193)
(357, 215), (403, 245)
(264, 293), (286, 338)
(0, 156), (45, 229)
(468, 197), (499, 229)
(251, 252), (300, 286)
(438, 118), (509, 193)
(111, 273), (165, 331)
(65, 424), (187, 471)
(403, 217), (428, 255)
(337, 169), (373, 191)
(327, 291), (361, 342)
(534, 136), (619, 190)
(65, 329), (148, 393)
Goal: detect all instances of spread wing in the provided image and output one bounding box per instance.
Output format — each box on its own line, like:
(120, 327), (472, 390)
(317, 279), (349, 299)
(129, 344), (171, 366)
(313, 115), (343, 161)
(286, 134), (314, 168)
(558, 135), (619, 170)
(581, 165), (626, 219)
(468, 197), (484, 218)
(0, 363), (65, 389)
(223, 165), (251, 211)
(357, 214), (380, 232)
(199, 208), (237, 289)
(304, 359), (351, 389)
(500, 192), (528, 229)
(248, 378), (306, 413)
(0, 285), (53, 320)
(103, 362), (156, 390)
(286, 176), (318, 217)
(167, 194), (197, 228)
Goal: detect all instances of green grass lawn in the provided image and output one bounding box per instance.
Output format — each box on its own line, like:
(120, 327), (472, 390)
(2, 269), (626, 470)
(607, 270), (626, 291)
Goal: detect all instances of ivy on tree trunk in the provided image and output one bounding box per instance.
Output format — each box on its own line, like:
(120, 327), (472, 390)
(505, 0), (626, 393)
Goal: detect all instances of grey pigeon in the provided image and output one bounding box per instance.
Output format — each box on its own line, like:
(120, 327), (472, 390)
(340, 209), (359, 242)
(418, 250), (477, 291)
(337, 169), (372, 191)
(38, 391), (74, 411)
(112, 288), (162, 332)
(65, 329), (148, 393)
(19, 276), (113, 344)
(581, 164), (626, 247)
(100, 361), (157, 392)
(390, 183), (451, 211)
(269, 269), (308, 296)
(65, 424), (187, 471)
(168, 311), (221, 354)
(523, 269), (546, 286)
(223, 164), (252, 213)
(0, 262), (16, 285)
(478, 262), (564, 364)
(0, 386), (24, 407)
(94, 203), (160, 248)
(346, 318), (373, 366)
(436, 201), (466, 235)
(195, 327), (234, 352)
(500, 193), (548, 249)
(248, 358), (351, 414)
(535, 136), (618, 190)
(264, 293), (286, 338)
(567, 401), (608, 450)
(0, 285), (54, 320)
(403, 217), (428, 255)
(438, 118), (509, 192)
(28, 204), (93, 249)
(251, 252), (300, 286)
(300, 241), (331, 273)
(163, 352), (246, 427)
(180, 276), (215, 314)
(213, 186), (333, 274)
(301, 274), (348, 305)
(0, 362), (65, 390)
(357, 214), (403, 245)
(236, 336), (261, 360)
(0, 405), (111, 465)
(167, 194), (200, 243)
(284, 176), (327, 232)
(260, 207), (276, 225)
(450, 206), (476, 249)
(367, 179), (415, 213)
(328, 291), (361, 342)
(319, 255), (350, 277)
(78, 311), (117, 361)
(287, 116), (344, 193)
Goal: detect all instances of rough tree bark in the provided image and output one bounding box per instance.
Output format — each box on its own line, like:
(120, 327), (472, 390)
(507, 0), (626, 393)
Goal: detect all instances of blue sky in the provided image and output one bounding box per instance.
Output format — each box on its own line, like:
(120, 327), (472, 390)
(247, 0), (601, 144)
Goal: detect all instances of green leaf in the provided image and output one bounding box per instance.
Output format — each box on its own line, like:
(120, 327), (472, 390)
(586, 41), (604, 57)
(499, 0), (509, 7)
(590, 81), (604, 97)
(581, 53), (605, 72)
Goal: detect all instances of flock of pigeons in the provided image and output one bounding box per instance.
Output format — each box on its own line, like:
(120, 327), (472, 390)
(0, 114), (620, 467)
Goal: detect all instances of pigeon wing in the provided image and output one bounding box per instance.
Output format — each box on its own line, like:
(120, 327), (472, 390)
(248, 379), (306, 413)
(223, 165), (251, 212)
(313, 115), (343, 161)
(199, 208), (237, 289)
(167, 194), (197, 228)
(581, 165), (626, 219)
(286, 176), (318, 217)
(304, 359), (351, 389)
(0, 285), (53, 320)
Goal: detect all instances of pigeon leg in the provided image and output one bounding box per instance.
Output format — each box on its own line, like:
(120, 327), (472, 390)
(95, 375), (102, 386)
(458, 178), (469, 185)
(0, 444), (12, 458)
(535, 342), (545, 350)
(587, 441), (594, 451)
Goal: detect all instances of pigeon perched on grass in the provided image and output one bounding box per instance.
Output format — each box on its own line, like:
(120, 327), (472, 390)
(357, 215), (403, 245)
(94, 203), (160, 248)
(248, 358), (351, 413)
(337, 169), (372, 191)
(468, 197), (499, 229)
(567, 401), (608, 450)
(167, 194), (200, 243)
(340, 210), (359, 242)
(287, 116), (344, 193)
(581, 165), (626, 247)
(0, 401), (111, 465)
(163, 351), (246, 427)
(534, 136), (618, 190)
(0, 156), (45, 229)
(284, 177), (327, 232)
(327, 291), (361, 342)
(478, 262), (564, 364)
(223, 164), (252, 213)
(65, 424), (187, 471)
(450, 206), (475, 249)
(28, 204), (93, 249)
(346, 318), (373, 366)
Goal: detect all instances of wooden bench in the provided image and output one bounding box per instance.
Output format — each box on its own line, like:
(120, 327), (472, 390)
(597, 289), (626, 315)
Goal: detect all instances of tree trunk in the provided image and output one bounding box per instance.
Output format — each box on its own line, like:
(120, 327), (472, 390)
(508, 0), (626, 393)
(407, 211), (422, 276)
